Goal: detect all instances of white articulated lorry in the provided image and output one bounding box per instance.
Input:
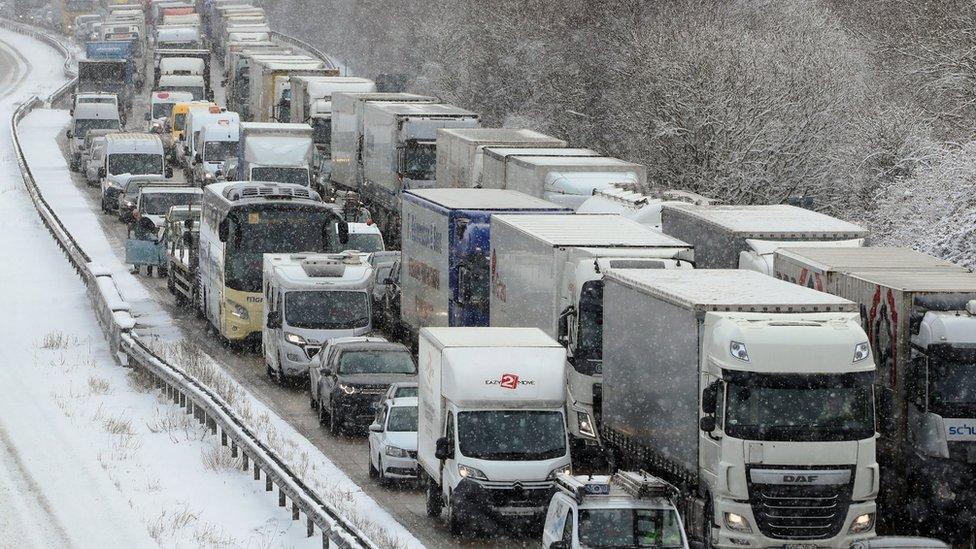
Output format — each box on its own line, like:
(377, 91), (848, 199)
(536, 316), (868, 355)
(479, 152), (646, 209)
(435, 128), (566, 189)
(488, 214), (693, 455)
(417, 327), (571, 537)
(360, 102), (480, 241)
(577, 187), (718, 229)
(600, 269), (879, 549)
(661, 204), (868, 273)
(773, 247), (976, 543)
(329, 92), (437, 194)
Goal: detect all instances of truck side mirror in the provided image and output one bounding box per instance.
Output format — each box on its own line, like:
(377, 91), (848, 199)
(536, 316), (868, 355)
(434, 437), (453, 460)
(321, 367), (332, 377)
(98, 167), (106, 178)
(144, 112), (150, 121)
(556, 306), (575, 347)
(194, 153), (202, 164)
(267, 310), (281, 329)
(337, 220), (349, 245)
(699, 416), (716, 433)
(66, 129), (73, 138)
(182, 231), (193, 247)
(702, 381), (720, 415)
(218, 219), (229, 242)
(877, 387), (895, 434)
(368, 422), (382, 433)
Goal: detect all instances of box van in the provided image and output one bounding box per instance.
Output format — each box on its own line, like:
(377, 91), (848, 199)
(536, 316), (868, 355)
(68, 102), (121, 171)
(191, 119), (240, 184)
(147, 90), (193, 126)
(100, 133), (171, 212)
(418, 327), (571, 537)
(180, 108), (238, 173)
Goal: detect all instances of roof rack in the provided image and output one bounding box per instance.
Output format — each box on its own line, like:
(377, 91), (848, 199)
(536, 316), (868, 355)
(613, 470), (679, 500)
(554, 473), (611, 503)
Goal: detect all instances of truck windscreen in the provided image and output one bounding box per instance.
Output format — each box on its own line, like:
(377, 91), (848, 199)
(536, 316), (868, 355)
(724, 371), (875, 442)
(250, 167), (310, 186)
(223, 206), (337, 292)
(457, 410), (566, 461)
(403, 143), (436, 180)
(577, 280), (603, 366)
(578, 508), (684, 549)
(312, 118), (331, 149)
(108, 153), (163, 176)
(929, 360), (976, 416)
(284, 291), (369, 330)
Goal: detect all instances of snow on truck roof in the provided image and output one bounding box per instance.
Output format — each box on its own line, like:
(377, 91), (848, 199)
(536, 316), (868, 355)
(606, 269), (856, 312)
(437, 128), (566, 146)
(421, 327), (562, 349)
(838, 270), (976, 294)
(405, 188), (566, 210)
(664, 204), (867, 238)
(492, 214), (689, 248)
(776, 247), (966, 273)
(369, 102), (478, 117)
(484, 147), (600, 160)
(264, 252), (372, 291)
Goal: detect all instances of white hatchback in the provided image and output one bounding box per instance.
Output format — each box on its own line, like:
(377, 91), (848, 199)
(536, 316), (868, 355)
(367, 397), (418, 483)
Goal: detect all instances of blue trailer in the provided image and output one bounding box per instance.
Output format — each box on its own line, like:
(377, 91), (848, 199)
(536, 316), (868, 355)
(84, 41), (136, 110)
(398, 189), (571, 335)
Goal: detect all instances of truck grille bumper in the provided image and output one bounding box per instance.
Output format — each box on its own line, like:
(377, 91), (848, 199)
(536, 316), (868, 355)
(748, 468), (853, 540)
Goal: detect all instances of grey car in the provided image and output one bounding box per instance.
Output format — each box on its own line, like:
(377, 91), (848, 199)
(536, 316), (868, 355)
(310, 338), (416, 436)
(369, 251), (400, 326)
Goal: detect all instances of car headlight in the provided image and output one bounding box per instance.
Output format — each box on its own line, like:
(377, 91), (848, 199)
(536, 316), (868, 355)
(339, 383), (356, 395)
(547, 464), (572, 479)
(729, 341), (750, 363)
(284, 332), (306, 346)
(385, 446), (410, 458)
(458, 464), (487, 480)
(228, 300), (248, 319)
(204, 171), (214, 180)
(577, 411), (596, 438)
(848, 513), (874, 534)
(724, 512), (752, 533)
(853, 342), (871, 363)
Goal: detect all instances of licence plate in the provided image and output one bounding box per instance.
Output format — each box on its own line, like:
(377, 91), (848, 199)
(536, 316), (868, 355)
(784, 545), (820, 549)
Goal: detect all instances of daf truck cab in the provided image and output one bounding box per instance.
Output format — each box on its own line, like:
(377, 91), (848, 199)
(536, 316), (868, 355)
(419, 327), (572, 537)
(262, 252), (373, 382)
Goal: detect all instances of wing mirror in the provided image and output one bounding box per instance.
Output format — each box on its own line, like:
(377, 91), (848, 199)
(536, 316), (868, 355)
(194, 153), (202, 164)
(165, 166), (174, 178)
(144, 112), (150, 121)
(98, 167), (106, 178)
(699, 416), (716, 433)
(368, 422), (382, 433)
(66, 129), (74, 138)
(338, 220), (349, 245)
(266, 310), (281, 329)
(217, 219), (229, 242)
(434, 437), (454, 461)
(702, 381), (720, 415)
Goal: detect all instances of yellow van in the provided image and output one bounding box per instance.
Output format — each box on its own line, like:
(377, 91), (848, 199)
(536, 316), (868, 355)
(170, 101), (218, 146)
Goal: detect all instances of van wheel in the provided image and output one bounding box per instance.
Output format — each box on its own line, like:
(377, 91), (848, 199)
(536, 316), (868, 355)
(447, 497), (466, 537)
(424, 475), (443, 518)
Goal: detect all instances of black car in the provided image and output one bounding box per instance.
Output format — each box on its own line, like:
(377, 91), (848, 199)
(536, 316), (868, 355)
(380, 258), (402, 336)
(310, 338), (416, 436)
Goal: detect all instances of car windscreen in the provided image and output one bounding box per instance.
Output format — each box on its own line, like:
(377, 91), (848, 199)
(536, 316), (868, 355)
(386, 406), (418, 432)
(74, 118), (120, 138)
(578, 508), (685, 548)
(344, 233), (384, 253)
(141, 192), (201, 215)
(337, 350), (416, 375)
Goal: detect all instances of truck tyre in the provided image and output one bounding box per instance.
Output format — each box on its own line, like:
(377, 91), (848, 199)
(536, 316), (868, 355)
(424, 475), (443, 518)
(701, 496), (714, 549)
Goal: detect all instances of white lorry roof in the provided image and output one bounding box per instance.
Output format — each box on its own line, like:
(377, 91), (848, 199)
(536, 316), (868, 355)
(837, 270), (976, 293)
(420, 327), (561, 349)
(606, 269), (857, 313)
(492, 214), (689, 247)
(241, 121), (312, 134)
(74, 102), (119, 119)
(407, 188), (565, 210)
(484, 147), (600, 159)
(370, 102), (478, 117)
(665, 204), (867, 238)
(105, 133), (164, 154)
(508, 155), (640, 169)
(264, 252), (372, 291)
(159, 57), (205, 74)
(775, 247), (966, 273)
(438, 128), (566, 146)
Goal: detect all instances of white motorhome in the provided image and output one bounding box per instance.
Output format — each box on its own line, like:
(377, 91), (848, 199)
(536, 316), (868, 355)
(68, 102), (121, 171)
(100, 133), (170, 212)
(418, 327), (572, 537)
(262, 252), (373, 381)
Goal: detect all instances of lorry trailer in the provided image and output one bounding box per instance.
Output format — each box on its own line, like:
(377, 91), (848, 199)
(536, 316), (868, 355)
(435, 128), (566, 189)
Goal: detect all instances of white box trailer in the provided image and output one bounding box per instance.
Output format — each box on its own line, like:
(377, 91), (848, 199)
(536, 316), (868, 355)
(662, 204), (868, 272)
(489, 213), (693, 449)
(772, 247), (976, 539)
(417, 327), (571, 534)
(479, 150), (642, 209)
(247, 58), (335, 123)
(601, 269), (878, 548)
(329, 92), (437, 191)
(360, 102), (479, 239)
(479, 147), (599, 190)
(435, 128), (566, 189)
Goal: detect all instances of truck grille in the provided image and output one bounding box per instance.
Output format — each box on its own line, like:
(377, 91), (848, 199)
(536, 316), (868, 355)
(748, 468), (853, 540)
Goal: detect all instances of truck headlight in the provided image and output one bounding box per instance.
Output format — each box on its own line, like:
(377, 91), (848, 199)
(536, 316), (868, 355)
(547, 464), (572, 479)
(339, 383), (357, 395)
(284, 332), (306, 346)
(848, 513), (874, 534)
(577, 411), (596, 438)
(228, 300), (248, 319)
(724, 512), (752, 533)
(458, 464), (487, 480)
(853, 342), (870, 363)
(729, 341), (750, 362)
(385, 446), (409, 458)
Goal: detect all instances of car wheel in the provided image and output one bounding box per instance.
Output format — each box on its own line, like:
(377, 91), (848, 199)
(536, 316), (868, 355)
(309, 392), (317, 410)
(317, 399), (326, 425)
(424, 474), (443, 518)
(266, 363), (278, 383)
(368, 455), (379, 479)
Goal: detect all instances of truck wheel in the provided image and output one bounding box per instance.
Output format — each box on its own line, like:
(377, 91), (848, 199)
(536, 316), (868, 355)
(701, 496), (714, 549)
(424, 475), (443, 518)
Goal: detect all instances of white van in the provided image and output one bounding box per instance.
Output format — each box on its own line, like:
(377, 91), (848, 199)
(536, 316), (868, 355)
(180, 108), (238, 172)
(68, 102), (121, 171)
(191, 119), (240, 184)
(147, 90), (194, 127)
(262, 252), (373, 380)
(100, 133), (170, 212)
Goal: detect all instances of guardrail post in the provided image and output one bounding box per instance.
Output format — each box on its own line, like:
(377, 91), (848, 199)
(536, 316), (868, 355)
(307, 517), (313, 537)
(221, 430), (227, 446)
(254, 463), (260, 481)
(278, 487), (286, 507)
(242, 452), (248, 470)
(231, 441), (238, 458)
(292, 501), (299, 521)
(266, 475), (272, 492)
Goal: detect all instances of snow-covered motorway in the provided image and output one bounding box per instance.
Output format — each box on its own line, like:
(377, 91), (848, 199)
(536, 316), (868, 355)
(0, 25), (413, 548)
(7, 23), (531, 549)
